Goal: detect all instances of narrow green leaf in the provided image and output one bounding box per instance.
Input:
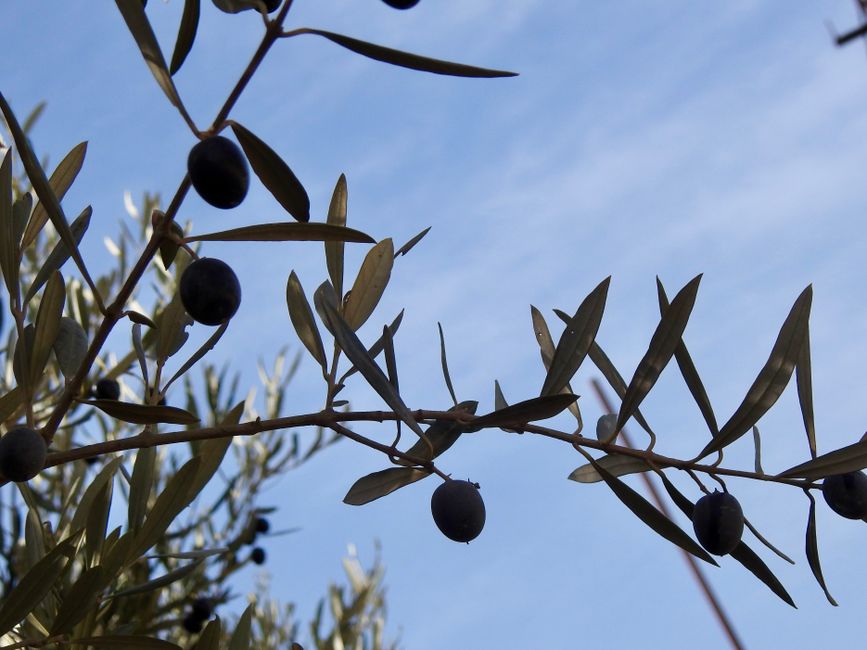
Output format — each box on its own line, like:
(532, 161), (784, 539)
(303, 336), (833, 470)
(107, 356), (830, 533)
(796, 320), (816, 458)
(397, 401), (478, 464)
(196, 618), (223, 650)
(22, 141), (88, 250)
(30, 271), (65, 385)
(21, 101), (46, 134)
(127, 310), (156, 328)
(72, 637), (181, 649)
(126, 457), (202, 562)
(51, 566), (109, 634)
(84, 479), (113, 565)
(286, 271), (327, 371)
(52, 316), (88, 380)
(325, 174), (347, 298)
(12, 324), (35, 392)
(340, 310), (404, 382)
(106, 559), (203, 599)
(394, 226), (431, 258)
(541, 277), (610, 397)
(128, 447), (156, 532)
(343, 467), (430, 505)
(169, 0), (200, 75)
(0, 386), (23, 422)
(159, 218), (184, 270)
(317, 289), (424, 437)
(617, 275), (702, 432)
(231, 122), (310, 222)
(568, 454), (652, 484)
(303, 29), (518, 78)
(164, 320), (229, 391)
(12, 194), (32, 247)
(149, 547), (229, 560)
(753, 426), (764, 475)
(383, 324), (398, 392)
(804, 491), (837, 606)
(700, 286), (813, 458)
(114, 0), (183, 108)
(0, 532), (79, 636)
(779, 439), (867, 480)
(437, 322), (458, 406)
(228, 604), (254, 650)
(86, 399), (200, 425)
(472, 394), (577, 429)
(656, 277), (719, 437)
(591, 458), (718, 566)
(343, 239), (394, 330)
(70, 457), (123, 536)
(0, 96), (97, 301)
(531, 306), (581, 422)
(494, 380), (508, 411)
(156, 294), (193, 361)
(25, 205), (91, 303)
(0, 150), (15, 298)
(186, 222), (373, 244)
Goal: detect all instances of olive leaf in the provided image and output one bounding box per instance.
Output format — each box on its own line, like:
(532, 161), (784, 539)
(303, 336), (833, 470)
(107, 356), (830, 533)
(394, 226), (431, 258)
(286, 271), (327, 372)
(71, 637), (181, 649)
(114, 0), (184, 109)
(700, 286), (813, 459)
(438, 322), (458, 406)
(616, 274), (702, 432)
(105, 559), (204, 599)
(22, 141), (88, 250)
(796, 320), (816, 458)
(52, 316), (88, 380)
(301, 29), (518, 78)
(0, 150), (16, 298)
(325, 174), (348, 298)
(24, 206), (93, 302)
(656, 277), (719, 437)
(531, 306), (581, 423)
(228, 603), (254, 650)
(340, 310), (404, 382)
(590, 458), (718, 566)
(541, 277), (610, 397)
(231, 122), (310, 222)
(396, 400), (478, 464)
(568, 454), (653, 484)
(779, 438), (867, 480)
(128, 447), (156, 532)
(804, 491), (837, 606)
(343, 467), (430, 506)
(30, 271), (65, 386)
(86, 399), (200, 425)
(51, 566), (109, 634)
(0, 386), (23, 422)
(169, 0), (200, 75)
(196, 619), (223, 650)
(472, 394), (577, 429)
(185, 222), (373, 244)
(343, 239), (394, 331)
(156, 295), (193, 361)
(159, 219), (184, 270)
(317, 289), (424, 437)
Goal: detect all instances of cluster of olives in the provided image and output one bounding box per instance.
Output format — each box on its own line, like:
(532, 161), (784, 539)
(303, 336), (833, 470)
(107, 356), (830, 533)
(431, 479), (486, 543)
(240, 516), (270, 565)
(182, 596), (213, 634)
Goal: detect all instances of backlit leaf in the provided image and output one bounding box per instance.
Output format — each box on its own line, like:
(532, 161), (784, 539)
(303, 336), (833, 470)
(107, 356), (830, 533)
(72, 637), (181, 649)
(25, 205), (91, 302)
(231, 122), (310, 222)
(0, 386), (23, 422)
(22, 141), (88, 250)
(106, 559), (203, 599)
(325, 174), (347, 298)
(30, 271), (65, 385)
(51, 566), (109, 634)
(343, 239), (394, 330)
(394, 226), (431, 258)
(196, 618), (223, 650)
(169, 0), (200, 75)
(156, 294), (193, 361)
(438, 322), (458, 406)
(568, 454), (652, 484)
(186, 222), (373, 244)
(472, 394), (577, 429)
(656, 277), (719, 437)
(541, 277), (610, 397)
(228, 604), (254, 650)
(397, 400), (478, 464)
(343, 467), (430, 505)
(700, 286), (813, 458)
(0, 150), (15, 297)
(303, 29), (518, 78)
(53, 316), (88, 380)
(531, 306), (581, 422)
(340, 310), (404, 382)
(804, 491), (837, 606)
(286, 271), (327, 371)
(86, 399), (200, 425)
(128, 447), (156, 532)
(779, 439), (867, 480)
(796, 320), (816, 458)
(114, 0), (183, 108)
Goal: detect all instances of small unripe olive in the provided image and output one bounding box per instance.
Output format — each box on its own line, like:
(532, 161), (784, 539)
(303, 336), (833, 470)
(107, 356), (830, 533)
(0, 427), (47, 483)
(250, 547), (266, 564)
(94, 378), (120, 401)
(692, 490), (744, 556)
(382, 0), (420, 8)
(188, 136), (249, 209)
(255, 517), (270, 534)
(182, 613), (203, 634)
(595, 413), (618, 442)
(431, 479), (486, 543)
(822, 472), (867, 520)
(180, 258), (242, 326)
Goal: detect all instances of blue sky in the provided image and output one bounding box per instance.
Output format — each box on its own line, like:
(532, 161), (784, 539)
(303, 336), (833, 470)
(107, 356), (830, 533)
(5, 1), (867, 647)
